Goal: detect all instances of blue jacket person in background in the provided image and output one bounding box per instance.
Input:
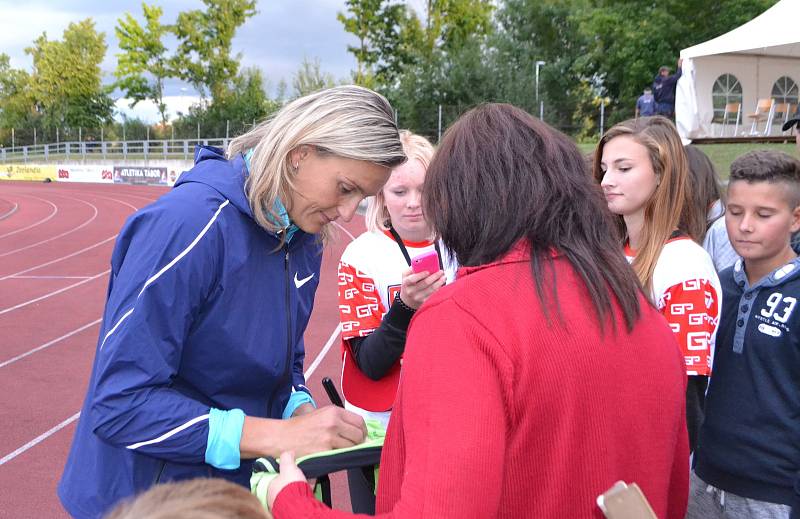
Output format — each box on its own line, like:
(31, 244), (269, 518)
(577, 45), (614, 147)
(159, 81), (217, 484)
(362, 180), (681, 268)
(635, 87), (656, 118)
(653, 58), (683, 118)
(58, 85), (406, 519)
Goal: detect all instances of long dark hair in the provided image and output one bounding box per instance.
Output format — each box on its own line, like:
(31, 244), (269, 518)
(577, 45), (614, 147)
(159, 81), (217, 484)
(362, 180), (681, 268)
(424, 103), (642, 330)
(685, 144), (723, 240)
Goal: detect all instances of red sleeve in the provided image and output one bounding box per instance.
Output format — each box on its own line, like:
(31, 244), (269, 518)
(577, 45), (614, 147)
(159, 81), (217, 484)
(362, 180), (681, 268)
(338, 262), (385, 341)
(657, 279), (719, 376)
(273, 299), (511, 519)
(273, 482), (367, 518)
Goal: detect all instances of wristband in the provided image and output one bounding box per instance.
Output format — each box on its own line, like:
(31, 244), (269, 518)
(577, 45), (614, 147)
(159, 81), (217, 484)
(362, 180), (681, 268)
(394, 292), (417, 313)
(205, 407), (245, 470)
(282, 390), (316, 420)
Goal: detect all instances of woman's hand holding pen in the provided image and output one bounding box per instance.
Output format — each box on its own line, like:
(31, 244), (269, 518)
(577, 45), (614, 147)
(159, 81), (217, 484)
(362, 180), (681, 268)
(240, 406), (366, 460)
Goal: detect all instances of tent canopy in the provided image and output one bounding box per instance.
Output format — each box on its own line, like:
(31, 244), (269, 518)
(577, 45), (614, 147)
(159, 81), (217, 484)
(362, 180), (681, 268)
(681, 0), (800, 59)
(676, 0), (800, 140)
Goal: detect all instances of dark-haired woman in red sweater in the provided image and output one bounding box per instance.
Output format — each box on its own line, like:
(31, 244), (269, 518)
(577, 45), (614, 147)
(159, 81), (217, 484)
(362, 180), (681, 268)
(265, 104), (690, 518)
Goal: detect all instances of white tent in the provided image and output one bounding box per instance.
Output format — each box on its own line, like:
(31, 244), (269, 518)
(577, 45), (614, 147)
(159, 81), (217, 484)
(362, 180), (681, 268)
(676, 0), (800, 140)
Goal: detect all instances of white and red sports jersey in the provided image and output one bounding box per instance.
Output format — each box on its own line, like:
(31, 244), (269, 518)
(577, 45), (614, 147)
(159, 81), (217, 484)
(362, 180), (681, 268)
(626, 237), (722, 376)
(338, 229), (457, 414)
(339, 230), (456, 341)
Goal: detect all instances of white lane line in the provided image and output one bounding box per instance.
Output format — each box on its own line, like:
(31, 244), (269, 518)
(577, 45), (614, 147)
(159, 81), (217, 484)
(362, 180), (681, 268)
(0, 190), (164, 466)
(0, 237), (116, 282)
(0, 196), (58, 239)
(0, 196), (99, 258)
(1, 283), (341, 464)
(0, 321), (341, 465)
(0, 202), (18, 220)
(304, 324), (341, 379)
(0, 412), (81, 467)
(1, 206), (356, 467)
(304, 221), (359, 380)
(0, 270), (109, 315)
(332, 221), (356, 241)
(0, 192), (152, 280)
(9, 275), (92, 280)
(0, 193), (143, 280)
(0, 319), (102, 369)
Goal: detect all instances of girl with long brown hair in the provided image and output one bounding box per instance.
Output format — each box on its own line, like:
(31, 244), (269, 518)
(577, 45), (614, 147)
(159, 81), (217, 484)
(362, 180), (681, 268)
(594, 115), (722, 452)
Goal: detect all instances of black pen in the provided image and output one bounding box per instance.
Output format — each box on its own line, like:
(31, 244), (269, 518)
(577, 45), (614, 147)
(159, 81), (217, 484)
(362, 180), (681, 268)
(321, 377), (344, 408)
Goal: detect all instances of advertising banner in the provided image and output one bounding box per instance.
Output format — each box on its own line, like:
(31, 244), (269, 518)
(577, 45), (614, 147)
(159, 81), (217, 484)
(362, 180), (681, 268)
(56, 165), (113, 183)
(0, 164), (57, 181)
(113, 166), (168, 185)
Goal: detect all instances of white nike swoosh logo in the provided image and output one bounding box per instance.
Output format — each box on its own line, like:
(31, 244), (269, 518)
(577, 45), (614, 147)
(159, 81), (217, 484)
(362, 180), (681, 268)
(294, 272), (314, 289)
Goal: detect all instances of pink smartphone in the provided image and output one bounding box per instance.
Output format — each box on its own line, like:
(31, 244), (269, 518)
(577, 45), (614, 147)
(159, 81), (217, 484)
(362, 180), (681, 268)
(411, 250), (440, 274)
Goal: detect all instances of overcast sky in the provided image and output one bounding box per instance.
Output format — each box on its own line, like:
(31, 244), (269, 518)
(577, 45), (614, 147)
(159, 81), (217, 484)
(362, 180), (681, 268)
(0, 0), (426, 122)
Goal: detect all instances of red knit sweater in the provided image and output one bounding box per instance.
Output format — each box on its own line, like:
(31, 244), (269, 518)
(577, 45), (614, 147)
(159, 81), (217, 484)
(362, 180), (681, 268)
(274, 246), (689, 518)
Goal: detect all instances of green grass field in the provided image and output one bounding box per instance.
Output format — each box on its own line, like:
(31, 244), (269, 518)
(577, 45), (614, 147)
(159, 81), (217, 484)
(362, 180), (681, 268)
(577, 141), (798, 181)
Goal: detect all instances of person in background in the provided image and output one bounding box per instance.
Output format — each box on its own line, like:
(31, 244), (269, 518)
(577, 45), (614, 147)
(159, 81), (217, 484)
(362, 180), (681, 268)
(653, 59), (683, 118)
(337, 131), (453, 513)
(783, 108), (800, 155)
(58, 85), (406, 519)
(688, 151), (800, 519)
(636, 87), (656, 118)
(594, 115), (721, 453)
(104, 478), (267, 519)
(264, 103), (690, 519)
(686, 145), (725, 231)
(683, 145), (737, 271)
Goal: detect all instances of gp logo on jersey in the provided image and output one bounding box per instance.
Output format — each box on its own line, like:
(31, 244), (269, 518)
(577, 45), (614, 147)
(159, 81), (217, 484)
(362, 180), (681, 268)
(338, 262), (385, 341)
(660, 278), (719, 376)
(387, 284), (401, 304)
(670, 303), (694, 315)
(686, 332), (710, 350)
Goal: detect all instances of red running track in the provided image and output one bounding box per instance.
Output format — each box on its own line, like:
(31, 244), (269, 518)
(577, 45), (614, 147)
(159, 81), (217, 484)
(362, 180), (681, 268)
(0, 181), (362, 517)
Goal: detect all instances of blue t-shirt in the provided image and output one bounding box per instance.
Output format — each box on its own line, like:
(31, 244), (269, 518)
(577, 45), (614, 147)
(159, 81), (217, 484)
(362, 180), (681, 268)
(636, 94), (656, 116)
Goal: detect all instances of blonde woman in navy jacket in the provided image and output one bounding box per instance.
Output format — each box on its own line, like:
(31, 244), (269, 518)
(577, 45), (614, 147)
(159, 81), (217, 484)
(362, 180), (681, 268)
(58, 86), (406, 519)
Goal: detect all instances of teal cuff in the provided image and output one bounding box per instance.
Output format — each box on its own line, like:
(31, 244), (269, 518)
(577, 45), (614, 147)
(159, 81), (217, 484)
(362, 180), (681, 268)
(282, 391), (316, 420)
(205, 407), (245, 470)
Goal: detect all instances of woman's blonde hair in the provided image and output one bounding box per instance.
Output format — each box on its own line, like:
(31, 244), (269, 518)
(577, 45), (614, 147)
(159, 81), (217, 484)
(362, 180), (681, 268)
(104, 478), (267, 519)
(592, 116), (699, 296)
(365, 130), (435, 233)
(227, 85), (406, 238)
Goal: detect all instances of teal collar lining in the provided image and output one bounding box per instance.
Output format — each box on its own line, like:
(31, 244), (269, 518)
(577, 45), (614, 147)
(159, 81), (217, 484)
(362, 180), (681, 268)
(244, 149), (299, 242)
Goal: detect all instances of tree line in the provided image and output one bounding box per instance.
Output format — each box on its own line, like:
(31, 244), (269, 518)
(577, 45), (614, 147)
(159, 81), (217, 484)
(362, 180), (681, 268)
(341, 0), (777, 139)
(0, 0), (778, 147)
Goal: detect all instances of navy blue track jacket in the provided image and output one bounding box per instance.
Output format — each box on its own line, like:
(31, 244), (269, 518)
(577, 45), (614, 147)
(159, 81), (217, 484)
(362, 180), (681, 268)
(58, 147), (322, 518)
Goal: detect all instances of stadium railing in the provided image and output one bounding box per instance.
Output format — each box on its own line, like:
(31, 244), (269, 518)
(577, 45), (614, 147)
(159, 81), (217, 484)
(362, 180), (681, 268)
(0, 138), (230, 163)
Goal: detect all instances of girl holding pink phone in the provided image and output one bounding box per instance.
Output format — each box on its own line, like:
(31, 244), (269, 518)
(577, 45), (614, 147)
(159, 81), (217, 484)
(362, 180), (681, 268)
(336, 131), (456, 513)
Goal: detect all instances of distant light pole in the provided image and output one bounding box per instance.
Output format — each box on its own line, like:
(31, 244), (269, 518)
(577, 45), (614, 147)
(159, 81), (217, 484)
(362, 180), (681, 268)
(535, 60), (546, 120)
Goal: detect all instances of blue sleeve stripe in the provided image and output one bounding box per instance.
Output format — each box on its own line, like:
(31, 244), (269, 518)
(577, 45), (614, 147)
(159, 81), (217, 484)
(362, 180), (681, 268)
(206, 408), (245, 470)
(126, 414), (210, 450)
(99, 199), (230, 351)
